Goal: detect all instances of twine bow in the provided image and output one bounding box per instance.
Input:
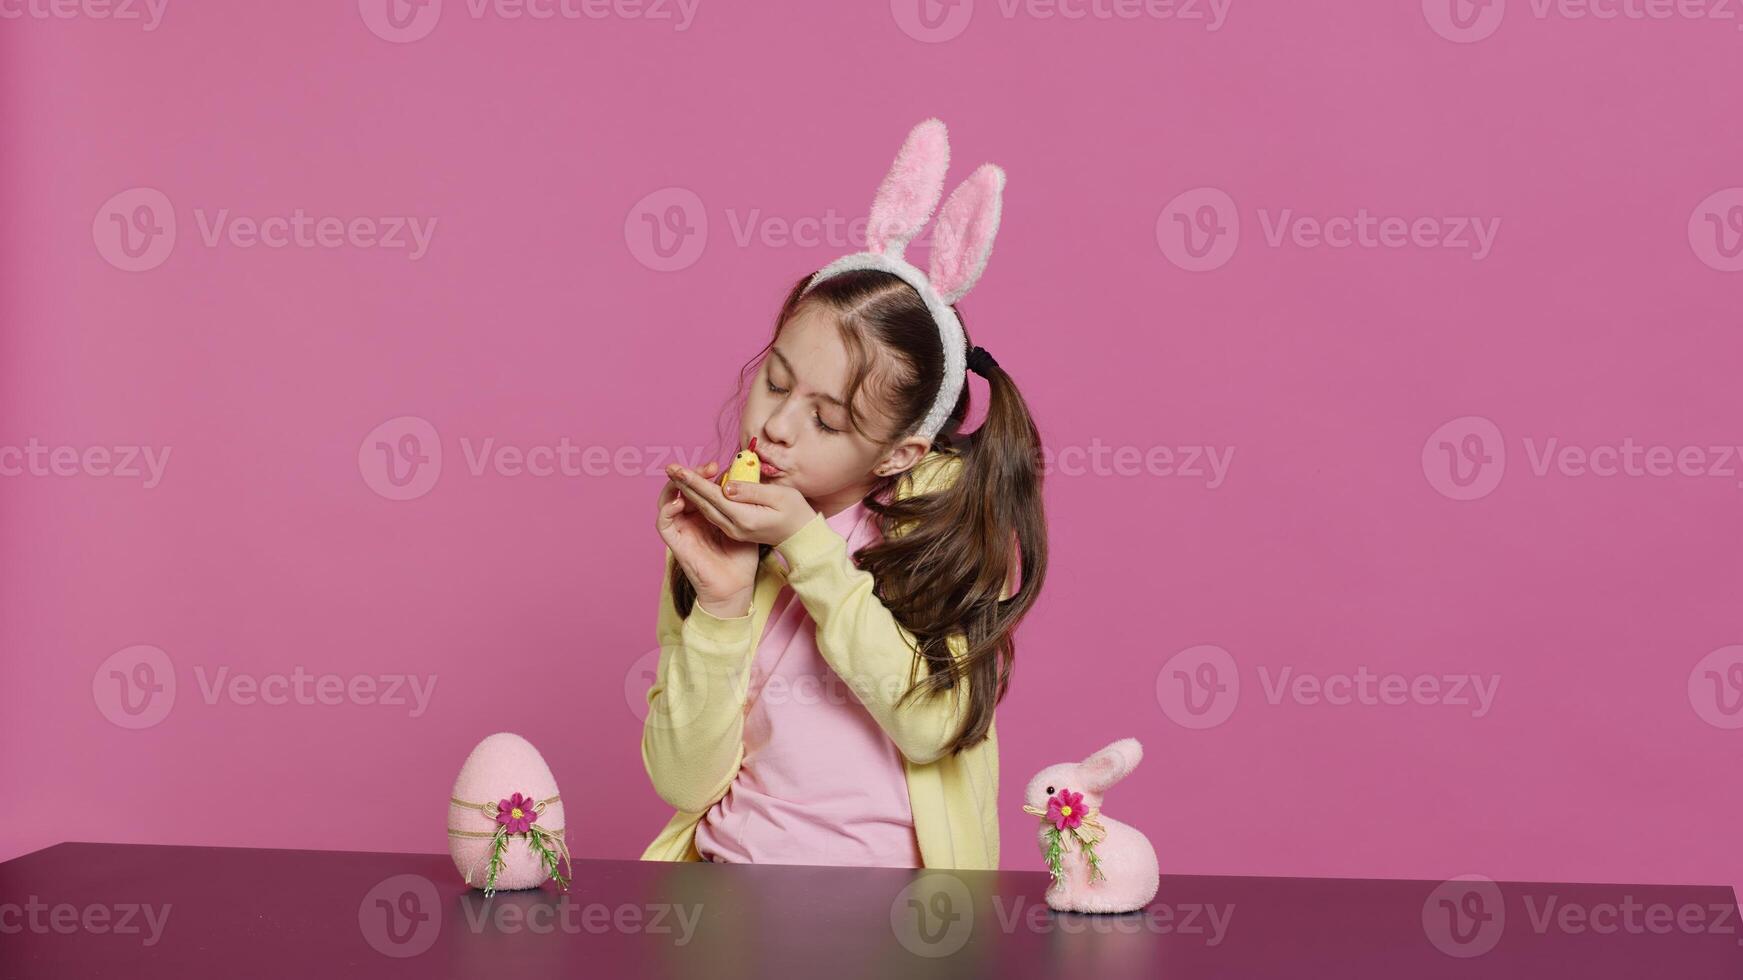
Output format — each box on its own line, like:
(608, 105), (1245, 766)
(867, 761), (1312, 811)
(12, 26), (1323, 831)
(447, 793), (572, 897)
(1023, 802), (1108, 843)
(1024, 797), (1109, 884)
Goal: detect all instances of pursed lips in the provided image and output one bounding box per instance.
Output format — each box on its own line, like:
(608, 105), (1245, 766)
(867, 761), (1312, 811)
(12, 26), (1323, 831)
(744, 438), (787, 475)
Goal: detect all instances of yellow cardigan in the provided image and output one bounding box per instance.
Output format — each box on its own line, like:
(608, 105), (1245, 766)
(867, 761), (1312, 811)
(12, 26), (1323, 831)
(639, 450), (1002, 869)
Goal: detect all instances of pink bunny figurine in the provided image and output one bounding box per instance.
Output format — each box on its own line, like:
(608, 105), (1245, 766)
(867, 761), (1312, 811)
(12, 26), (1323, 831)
(1021, 737), (1159, 914)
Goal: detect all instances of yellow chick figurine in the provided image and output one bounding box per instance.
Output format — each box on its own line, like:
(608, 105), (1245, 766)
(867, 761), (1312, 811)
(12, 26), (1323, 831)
(721, 437), (763, 489)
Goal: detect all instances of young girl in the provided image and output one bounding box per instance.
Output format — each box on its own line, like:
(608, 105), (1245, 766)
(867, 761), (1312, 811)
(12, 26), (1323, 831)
(639, 120), (1046, 869)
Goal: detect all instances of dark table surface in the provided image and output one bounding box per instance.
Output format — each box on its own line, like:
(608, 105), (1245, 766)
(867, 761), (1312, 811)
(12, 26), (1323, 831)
(1, 842), (1738, 978)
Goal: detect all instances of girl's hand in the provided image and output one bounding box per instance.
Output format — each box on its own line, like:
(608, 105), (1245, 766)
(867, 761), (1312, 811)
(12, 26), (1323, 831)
(656, 460), (759, 616)
(664, 463), (820, 550)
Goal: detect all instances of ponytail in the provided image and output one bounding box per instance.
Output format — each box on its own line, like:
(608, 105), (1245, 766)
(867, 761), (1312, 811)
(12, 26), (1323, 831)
(858, 325), (1048, 756)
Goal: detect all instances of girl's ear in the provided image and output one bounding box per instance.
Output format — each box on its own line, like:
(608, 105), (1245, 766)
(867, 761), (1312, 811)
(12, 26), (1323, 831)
(1080, 738), (1142, 793)
(867, 118), (950, 260)
(928, 163), (1006, 305)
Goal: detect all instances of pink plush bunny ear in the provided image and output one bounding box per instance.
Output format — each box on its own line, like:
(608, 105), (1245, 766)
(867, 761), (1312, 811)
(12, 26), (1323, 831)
(928, 162), (1005, 305)
(867, 118), (950, 258)
(1081, 737), (1143, 793)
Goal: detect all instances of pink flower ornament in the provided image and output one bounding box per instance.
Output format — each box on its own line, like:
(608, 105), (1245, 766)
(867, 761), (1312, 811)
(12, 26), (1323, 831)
(1046, 789), (1086, 832)
(495, 791), (539, 834)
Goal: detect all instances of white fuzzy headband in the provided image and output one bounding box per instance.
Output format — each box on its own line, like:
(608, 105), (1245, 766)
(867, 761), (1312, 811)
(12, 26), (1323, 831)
(800, 118), (1007, 443)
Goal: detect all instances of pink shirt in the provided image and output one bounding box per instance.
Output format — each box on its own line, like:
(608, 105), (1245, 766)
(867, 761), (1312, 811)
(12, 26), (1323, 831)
(693, 498), (921, 867)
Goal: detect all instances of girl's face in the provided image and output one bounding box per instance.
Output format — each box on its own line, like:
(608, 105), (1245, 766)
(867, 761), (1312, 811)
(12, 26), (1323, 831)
(742, 304), (930, 519)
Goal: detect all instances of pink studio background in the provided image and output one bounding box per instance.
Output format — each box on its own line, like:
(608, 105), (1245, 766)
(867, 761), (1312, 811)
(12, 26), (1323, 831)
(2, 3), (1738, 895)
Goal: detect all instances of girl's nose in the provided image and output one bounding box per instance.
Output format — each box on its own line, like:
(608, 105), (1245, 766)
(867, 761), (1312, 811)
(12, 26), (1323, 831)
(759, 406), (799, 447)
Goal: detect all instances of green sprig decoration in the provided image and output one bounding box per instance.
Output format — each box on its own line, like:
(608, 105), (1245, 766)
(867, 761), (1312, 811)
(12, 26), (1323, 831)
(1039, 823), (1108, 886)
(1042, 826), (1068, 884)
(479, 824), (572, 898)
(481, 826), (510, 896)
(525, 826), (571, 892)
(1081, 835), (1106, 884)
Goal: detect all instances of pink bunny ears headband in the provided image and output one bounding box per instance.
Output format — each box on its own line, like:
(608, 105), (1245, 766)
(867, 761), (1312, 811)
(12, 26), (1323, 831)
(801, 118), (1007, 443)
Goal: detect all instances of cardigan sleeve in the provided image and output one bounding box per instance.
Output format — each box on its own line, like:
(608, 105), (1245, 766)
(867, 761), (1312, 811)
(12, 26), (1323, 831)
(774, 512), (1000, 766)
(639, 548), (760, 814)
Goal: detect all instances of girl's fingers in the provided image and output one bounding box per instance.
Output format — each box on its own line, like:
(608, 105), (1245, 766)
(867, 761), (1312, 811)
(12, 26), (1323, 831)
(657, 485), (686, 532)
(673, 478), (722, 522)
(666, 463), (747, 528)
(674, 479), (740, 538)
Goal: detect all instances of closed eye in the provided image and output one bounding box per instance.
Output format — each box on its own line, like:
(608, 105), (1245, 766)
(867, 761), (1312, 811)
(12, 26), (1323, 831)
(766, 381), (841, 434)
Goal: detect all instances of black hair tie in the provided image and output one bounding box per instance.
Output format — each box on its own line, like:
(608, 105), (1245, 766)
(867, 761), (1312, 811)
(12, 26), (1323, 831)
(965, 345), (999, 376)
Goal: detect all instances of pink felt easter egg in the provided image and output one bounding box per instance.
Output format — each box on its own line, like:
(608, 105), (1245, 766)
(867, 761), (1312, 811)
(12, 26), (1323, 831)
(447, 732), (568, 891)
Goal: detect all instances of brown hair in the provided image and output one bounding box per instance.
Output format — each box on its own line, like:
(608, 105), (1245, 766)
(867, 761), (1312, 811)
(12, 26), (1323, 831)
(670, 268), (1047, 756)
